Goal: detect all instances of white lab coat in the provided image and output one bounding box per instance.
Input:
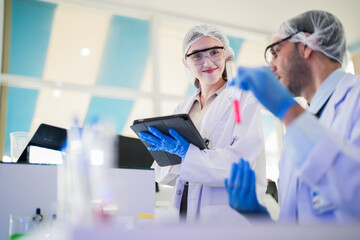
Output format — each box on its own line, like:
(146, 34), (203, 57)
(153, 87), (266, 222)
(278, 72), (360, 223)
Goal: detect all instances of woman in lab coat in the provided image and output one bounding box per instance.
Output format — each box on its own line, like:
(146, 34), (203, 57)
(139, 25), (266, 222)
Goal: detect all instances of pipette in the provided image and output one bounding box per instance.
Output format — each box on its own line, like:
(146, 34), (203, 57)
(226, 61), (241, 124)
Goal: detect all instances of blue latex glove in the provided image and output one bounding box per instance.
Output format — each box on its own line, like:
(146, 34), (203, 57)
(228, 66), (297, 120)
(225, 158), (268, 214)
(138, 126), (190, 159)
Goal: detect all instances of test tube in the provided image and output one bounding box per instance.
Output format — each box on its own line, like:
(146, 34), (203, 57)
(232, 89), (241, 123)
(226, 61), (241, 124)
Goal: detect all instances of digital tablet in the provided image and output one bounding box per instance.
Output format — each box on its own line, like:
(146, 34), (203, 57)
(130, 114), (208, 167)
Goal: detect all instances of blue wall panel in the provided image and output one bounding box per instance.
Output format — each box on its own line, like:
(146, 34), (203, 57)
(84, 97), (134, 134)
(349, 40), (360, 53)
(4, 0), (56, 157)
(10, 0), (56, 77)
(228, 36), (244, 61)
(96, 15), (150, 89)
(4, 87), (39, 156)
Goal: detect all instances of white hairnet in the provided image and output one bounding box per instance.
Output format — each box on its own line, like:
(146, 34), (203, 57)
(274, 10), (346, 64)
(183, 24), (234, 58)
(182, 24), (234, 88)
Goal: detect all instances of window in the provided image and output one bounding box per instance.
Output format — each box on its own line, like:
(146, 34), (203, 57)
(0, 0), (282, 182)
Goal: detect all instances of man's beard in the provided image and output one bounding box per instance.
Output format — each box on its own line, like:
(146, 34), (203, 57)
(283, 50), (311, 97)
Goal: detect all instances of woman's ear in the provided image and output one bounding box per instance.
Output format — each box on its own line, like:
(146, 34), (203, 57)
(182, 58), (190, 69)
(224, 48), (235, 62)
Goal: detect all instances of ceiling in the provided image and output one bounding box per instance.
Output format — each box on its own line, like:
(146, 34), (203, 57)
(76, 0), (360, 47)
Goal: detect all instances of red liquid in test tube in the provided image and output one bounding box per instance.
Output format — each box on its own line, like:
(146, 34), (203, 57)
(232, 89), (241, 123)
(233, 98), (241, 123)
(226, 61), (241, 124)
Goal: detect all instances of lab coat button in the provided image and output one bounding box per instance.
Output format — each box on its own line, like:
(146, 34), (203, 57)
(176, 190), (182, 195)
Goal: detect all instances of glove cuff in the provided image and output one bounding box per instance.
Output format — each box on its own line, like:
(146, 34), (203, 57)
(277, 98), (297, 120)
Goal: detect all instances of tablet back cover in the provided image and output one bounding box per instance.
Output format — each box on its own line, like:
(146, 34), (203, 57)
(130, 114), (207, 167)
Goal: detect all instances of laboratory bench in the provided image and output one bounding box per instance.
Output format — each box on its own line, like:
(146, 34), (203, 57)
(0, 162), (155, 240)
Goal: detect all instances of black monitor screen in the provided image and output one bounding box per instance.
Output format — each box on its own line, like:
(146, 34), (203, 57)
(116, 135), (154, 169)
(17, 123), (67, 163)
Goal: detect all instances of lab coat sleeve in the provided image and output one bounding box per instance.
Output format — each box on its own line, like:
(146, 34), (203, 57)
(285, 111), (360, 218)
(151, 161), (180, 186)
(180, 93), (266, 188)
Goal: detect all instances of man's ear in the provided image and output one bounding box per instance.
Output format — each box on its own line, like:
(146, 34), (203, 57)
(303, 44), (313, 60)
(298, 42), (313, 60)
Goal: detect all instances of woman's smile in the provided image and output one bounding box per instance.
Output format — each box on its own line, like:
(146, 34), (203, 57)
(203, 68), (218, 74)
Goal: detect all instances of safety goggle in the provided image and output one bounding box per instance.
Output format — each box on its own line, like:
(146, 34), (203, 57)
(185, 46), (224, 66)
(264, 30), (301, 64)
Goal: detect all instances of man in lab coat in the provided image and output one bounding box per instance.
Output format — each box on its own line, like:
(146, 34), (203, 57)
(225, 10), (360, 223)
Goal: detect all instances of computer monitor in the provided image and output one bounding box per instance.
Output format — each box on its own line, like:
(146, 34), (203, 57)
(16, 125), (154, 169)
(17, 123), (67, 163)
(116, 135), (154, 169)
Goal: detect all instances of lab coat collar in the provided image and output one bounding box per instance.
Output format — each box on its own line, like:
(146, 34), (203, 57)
(200, 86), (232, 138)
(193, 83), (226, 106)
(183, 85), (232, 139)
(307, 68), (345, 115)
(183, 88), (202, 114)
(320, 72), (359, 125)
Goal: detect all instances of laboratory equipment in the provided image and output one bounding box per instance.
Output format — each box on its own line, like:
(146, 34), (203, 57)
(226, 61), (241, 124)
(9, 215), (33, 240)
(10, 132), (30, 162)
(228, 66), (296, 120)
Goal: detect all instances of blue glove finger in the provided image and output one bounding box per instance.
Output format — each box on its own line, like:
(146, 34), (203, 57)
(236, 66), (265, 92)
(148, 126), (173, 143)
(138, 131), (157, 143)
(234, 159), (243, 189)
(229, 162), (238, 188)
(242, 160), (251, 193)
(241, 161), (254, 212)
(230, 160), (243, 210)
(168, 128), (186, 143)
(228, 68), (250, 90)
(236, 159), (246, 206)
(138, 132), (162, 146)
(227, 80), (235, 87)
(168, 128), (190, 158)
(146, 126), (190, 159)
(235, 67), (253, 91)
(224, 178), (230, 192)
(148, 146), (161, 151)
(225, 163), (237, 205)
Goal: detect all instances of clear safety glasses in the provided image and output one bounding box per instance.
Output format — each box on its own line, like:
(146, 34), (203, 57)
(264, 30), (301, 65)
(185, 46), (224, 66)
